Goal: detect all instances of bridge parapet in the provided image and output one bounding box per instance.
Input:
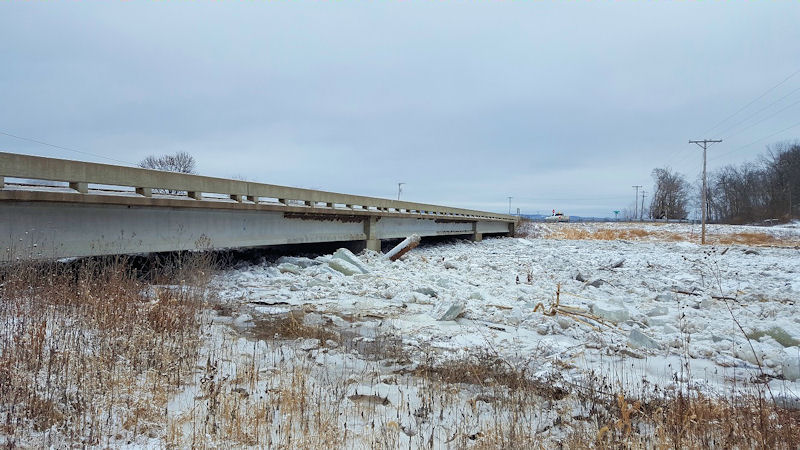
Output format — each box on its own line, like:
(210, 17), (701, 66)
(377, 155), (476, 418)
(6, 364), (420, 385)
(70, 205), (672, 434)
(0, 152), (514, 222)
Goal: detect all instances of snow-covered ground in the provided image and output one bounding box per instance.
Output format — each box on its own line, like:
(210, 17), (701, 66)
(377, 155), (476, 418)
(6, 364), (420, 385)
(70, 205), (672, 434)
(212, 222), (800, 404)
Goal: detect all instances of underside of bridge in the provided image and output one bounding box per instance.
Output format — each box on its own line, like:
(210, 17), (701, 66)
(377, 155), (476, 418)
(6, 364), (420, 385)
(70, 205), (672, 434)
(0, 195), (513, 261)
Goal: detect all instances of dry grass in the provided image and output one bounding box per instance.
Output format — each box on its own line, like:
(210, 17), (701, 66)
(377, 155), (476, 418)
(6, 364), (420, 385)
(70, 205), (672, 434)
(575, 390), (800, 449)
(709, 231), (797, 246)
(0, 256), (208, 447)
(548, 227), (687, 242)
(249, 310), (340, 345)
(540, 224), (800, 247)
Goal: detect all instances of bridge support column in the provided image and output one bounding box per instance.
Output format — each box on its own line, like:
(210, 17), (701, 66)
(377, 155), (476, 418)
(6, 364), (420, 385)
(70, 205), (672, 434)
(364, 216), (381, 252)
(470, 222), (482, 242)
(507, 221), (516, 237)
(247, 195), (259, 204)
(136, 187), (152, 198)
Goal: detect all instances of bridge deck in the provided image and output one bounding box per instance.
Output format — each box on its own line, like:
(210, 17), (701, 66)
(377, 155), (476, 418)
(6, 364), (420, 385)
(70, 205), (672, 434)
(1, 152), (516, 261)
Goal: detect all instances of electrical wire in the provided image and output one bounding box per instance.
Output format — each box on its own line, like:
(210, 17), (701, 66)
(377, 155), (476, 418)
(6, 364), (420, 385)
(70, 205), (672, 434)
(698, 67), (800, 137)
(715, 85), (800, 138)
(0, 130), (134, 165)
(711, 119), (800, 161)
(722, 96), (800, 140)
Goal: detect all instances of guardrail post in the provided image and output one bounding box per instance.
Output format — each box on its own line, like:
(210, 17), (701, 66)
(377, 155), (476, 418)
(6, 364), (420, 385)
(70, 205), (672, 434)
(304, 200), (313, 207)
(188, 191), (203, 200)
(278, 198), (287, 205)
(69, 182), (88, 194)
(326, 202), (334, 208)
(230, 194), (243, 203)
(136, 187), (152, 198)
(247, 195), (259, 204)
(0, 176), (4, 189)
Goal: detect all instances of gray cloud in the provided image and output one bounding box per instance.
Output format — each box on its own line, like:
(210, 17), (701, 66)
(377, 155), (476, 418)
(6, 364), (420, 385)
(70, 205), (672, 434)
(2, 1), (799, 216)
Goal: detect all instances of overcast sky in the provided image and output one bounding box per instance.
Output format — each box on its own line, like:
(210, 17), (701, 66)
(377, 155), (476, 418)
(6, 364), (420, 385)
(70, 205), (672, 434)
(2, 1), (799, 217)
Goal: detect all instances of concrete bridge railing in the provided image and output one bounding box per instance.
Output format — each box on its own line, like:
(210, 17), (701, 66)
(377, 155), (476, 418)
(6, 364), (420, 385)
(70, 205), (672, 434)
(0, 152), (514, 222)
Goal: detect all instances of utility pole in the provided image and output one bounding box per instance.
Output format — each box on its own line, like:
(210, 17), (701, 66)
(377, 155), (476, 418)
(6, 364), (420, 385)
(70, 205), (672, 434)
(507, 196), (513, 215)
(397, 182), (405, 201)
(640, 190), (647, 221)
(632, 185), (642, 221)
(689, 139), (722, 244)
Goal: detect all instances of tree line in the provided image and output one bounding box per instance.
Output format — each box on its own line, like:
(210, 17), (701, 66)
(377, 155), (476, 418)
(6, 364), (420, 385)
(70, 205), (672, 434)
(649, 141), (799, 224)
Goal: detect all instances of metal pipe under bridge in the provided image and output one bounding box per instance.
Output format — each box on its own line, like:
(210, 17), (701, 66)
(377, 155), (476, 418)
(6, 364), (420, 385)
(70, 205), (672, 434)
(0, 152), (517, 261)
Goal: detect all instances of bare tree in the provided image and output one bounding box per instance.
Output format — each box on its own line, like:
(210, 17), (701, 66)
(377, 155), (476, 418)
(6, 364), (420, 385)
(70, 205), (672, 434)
(649, 167), (690, 220)
(699, 141), (799, 224)
(138, 152), (197, 195)
(138, 151), (196, 174)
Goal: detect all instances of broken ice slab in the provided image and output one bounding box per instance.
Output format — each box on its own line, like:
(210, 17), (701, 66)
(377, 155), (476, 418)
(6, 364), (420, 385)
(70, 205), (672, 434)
(332, 248), (369, 273)
(431, 301), (466, 321)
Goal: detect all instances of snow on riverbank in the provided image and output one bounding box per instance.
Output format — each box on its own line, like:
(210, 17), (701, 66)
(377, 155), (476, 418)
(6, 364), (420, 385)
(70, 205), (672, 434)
(213, 223), (800, 401)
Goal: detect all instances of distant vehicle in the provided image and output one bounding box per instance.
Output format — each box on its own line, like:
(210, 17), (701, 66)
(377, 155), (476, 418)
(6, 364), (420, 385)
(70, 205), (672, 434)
(545, 211), (570, 223)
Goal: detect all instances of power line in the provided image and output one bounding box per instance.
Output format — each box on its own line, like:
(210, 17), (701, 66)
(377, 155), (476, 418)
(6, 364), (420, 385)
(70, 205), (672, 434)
(711, 119), (800, 161)
(721, 96), (800, 141)
(0, 130), (133, 165)
(699, 67), (800, 137)
(715, 85), (800, 138)
(663, 68), (800, 173)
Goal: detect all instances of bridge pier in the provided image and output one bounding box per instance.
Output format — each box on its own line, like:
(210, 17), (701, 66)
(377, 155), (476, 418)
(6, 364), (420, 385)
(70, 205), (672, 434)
(364, 216), (381, 251)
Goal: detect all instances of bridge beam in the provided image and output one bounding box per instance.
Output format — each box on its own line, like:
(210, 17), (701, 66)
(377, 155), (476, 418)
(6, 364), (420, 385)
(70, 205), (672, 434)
(0, 199), (513, 261)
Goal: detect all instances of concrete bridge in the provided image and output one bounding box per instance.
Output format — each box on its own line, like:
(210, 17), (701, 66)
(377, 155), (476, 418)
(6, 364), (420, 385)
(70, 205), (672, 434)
(0, 152), (516, 261)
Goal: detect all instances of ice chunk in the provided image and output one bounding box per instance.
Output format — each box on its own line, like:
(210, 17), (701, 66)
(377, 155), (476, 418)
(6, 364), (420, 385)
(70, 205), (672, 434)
(591, 301), (630, 323)
(328, 258), (363, 276)
(747, 326), (800, 348)
(469, 291), (484, 301)
(628, 328), (659, 349)
(299, 338), (320, 351)
(431, 301), (466, 321)
(233, 313), (254, 328)
(413, 287), (438, 298)
(646, 306), (669, 317)
(586, 279), (607, 288)
(646, 316), (671, 327)
(277, 256), (321, 268)
(277, 263), (301, 274)
(655, 293), (676, 302)
(444, 261), (461, 270)
(385, 234), (421, 261)
(782, 353), (800, 381)
(332, 248), (369, 274)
